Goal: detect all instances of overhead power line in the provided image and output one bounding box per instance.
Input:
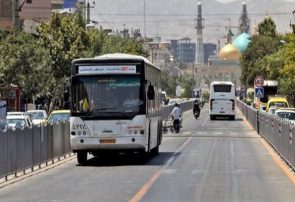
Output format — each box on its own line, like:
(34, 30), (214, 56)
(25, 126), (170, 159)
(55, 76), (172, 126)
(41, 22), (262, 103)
(91, 12), (291, 17)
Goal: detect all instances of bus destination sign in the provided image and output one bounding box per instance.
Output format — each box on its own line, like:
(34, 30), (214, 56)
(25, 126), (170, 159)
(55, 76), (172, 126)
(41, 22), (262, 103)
(78, 65), (137, 74)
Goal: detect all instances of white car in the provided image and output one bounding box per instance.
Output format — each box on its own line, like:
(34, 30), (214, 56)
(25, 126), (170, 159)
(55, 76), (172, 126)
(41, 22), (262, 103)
(26, 110), (48, 125)
(6, 115), (33, 130)
(7, 111), (27, 116)
(275, 109), (295, 124)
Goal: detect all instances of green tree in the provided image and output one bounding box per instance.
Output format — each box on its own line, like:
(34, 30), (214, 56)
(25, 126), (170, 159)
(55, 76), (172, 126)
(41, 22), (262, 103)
(240, 17), (281, 86)
(179, 73), (194, 98)
(279, 34), (295, 106)
(37, 12), (90, 106)
(0, 31), (50, 102)
(100, 34), (148, 57)
(86, 28), (107, 57)
(37, 12), (89, 80)
(161, 71), (177, 97)
(257, 17), (277, 37)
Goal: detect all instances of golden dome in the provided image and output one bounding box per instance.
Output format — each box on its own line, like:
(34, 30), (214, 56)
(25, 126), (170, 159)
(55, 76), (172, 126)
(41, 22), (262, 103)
(219, 43), (240, 60)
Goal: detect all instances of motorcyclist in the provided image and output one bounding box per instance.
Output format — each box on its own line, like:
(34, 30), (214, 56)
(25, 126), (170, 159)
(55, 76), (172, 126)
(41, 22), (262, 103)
(193, 99), (201, 119)
(170, 103), (182, 133)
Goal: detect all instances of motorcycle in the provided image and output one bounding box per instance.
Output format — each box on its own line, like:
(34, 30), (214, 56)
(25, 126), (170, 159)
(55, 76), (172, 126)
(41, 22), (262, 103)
(193, 102), (201, 119)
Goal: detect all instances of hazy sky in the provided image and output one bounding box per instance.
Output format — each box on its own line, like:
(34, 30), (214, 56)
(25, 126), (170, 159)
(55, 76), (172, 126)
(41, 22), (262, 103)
(90, 0), (295, 44)
(216, 0), (295, 2)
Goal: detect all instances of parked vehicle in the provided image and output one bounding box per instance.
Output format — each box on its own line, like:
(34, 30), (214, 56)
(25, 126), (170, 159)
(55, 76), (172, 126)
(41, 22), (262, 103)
(275, 109), (295, 124)
(266, 97), (289, 112)
(26, 110), (48, 125)
(6, 115), (33, 130)
(46, 110), (70, 124)
(7, 111), (27, 116)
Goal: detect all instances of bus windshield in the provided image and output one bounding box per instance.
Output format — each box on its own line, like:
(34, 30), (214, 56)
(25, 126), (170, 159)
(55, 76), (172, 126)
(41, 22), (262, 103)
(71, 75), (144, 118)
(213, 85), (232, 93)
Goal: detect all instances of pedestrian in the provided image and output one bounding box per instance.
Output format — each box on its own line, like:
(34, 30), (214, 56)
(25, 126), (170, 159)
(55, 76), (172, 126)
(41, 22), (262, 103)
(170, 103), (182, 133)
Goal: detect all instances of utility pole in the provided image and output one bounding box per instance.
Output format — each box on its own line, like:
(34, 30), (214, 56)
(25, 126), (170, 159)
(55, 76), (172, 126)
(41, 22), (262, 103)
(86, 0), (95, 24)
(11, 0), (20, 30)
(290, 10), (295, 34)
(11, 0), (32, 30)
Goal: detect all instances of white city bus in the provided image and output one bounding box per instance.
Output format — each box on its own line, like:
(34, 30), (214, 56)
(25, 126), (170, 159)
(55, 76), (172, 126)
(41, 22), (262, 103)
(70, 53), (162, 164)
(209, 81), (236, 120)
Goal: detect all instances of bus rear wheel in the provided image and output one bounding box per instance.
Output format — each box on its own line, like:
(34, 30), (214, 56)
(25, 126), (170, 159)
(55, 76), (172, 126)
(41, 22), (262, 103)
(151, 146), (159, 156)
(77, 151), (87, 165)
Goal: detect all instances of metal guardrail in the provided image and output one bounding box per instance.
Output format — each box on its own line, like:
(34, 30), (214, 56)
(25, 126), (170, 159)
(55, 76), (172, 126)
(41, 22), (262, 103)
(162, 100), (195, 121)
(0, 123), (71, 181)
(0, 100), (194, 181)
(237, 100), (295, 171)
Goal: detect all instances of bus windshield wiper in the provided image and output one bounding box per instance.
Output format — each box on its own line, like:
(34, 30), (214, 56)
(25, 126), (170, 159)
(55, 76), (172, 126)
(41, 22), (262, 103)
(95, 107), (116, 111)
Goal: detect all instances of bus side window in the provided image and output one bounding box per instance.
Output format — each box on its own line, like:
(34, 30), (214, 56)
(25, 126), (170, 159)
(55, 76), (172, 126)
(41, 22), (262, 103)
(147, 84), (155, 100)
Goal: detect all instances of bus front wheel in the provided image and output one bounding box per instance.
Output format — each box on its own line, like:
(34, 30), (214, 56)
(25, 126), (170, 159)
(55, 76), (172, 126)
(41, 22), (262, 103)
(151, 146), (159, 156)
(77, 151), (87, 165)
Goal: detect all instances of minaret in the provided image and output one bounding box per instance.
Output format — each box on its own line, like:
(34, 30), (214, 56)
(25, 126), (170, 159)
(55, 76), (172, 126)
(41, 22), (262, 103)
(195, 1), (204, 65)
(239, 1), (250, 33)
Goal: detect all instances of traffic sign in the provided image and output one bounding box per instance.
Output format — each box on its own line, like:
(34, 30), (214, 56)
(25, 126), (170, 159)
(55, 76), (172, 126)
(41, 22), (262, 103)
(254, 76), (264, 87)
(255, 87), (264, 98)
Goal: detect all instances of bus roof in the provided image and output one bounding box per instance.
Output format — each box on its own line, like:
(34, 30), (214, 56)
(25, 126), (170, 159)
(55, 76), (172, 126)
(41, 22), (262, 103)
(210, 81), (234, 86)
(72, 53), (160, 70)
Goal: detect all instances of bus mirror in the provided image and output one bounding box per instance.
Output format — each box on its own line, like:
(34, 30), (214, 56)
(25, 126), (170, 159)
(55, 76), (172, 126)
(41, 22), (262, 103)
(147, 85), (155, 100)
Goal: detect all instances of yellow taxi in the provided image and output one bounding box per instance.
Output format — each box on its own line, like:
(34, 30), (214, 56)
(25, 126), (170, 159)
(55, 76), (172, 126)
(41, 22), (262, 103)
(266, 97), (289, 112)
(46, 110), (70, 124)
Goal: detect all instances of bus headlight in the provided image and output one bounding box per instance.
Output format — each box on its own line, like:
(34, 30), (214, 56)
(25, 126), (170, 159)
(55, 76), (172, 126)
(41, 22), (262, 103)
(127, 125), (145, 135)
(128, 129), (144, 135)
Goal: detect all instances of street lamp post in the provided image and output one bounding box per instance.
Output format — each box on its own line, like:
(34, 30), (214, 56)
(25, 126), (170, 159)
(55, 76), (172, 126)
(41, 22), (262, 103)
(86, 0), (96, 24)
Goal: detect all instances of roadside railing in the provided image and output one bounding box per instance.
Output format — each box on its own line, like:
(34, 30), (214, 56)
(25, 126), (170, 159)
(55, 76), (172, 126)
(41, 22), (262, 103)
(0, 100), (194, 182)
(0, 122), (71, 182)
(237, 100), (295, 171)
(162, 100), (195, 120)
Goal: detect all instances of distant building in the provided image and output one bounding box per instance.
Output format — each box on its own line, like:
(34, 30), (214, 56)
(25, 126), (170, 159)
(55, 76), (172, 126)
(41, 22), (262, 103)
(52, 0), (64, 9)
(195, 55), (241, 89)
(0, 0), (63, 32)
(170, 37), (196, 64)
(204, 43), (217, 64)
(146, 42), (171, 71)
(0, 1), (14, 31)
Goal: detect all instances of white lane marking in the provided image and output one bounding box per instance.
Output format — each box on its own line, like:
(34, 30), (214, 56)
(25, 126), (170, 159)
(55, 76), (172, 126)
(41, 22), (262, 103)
(162, 169), (177, 174)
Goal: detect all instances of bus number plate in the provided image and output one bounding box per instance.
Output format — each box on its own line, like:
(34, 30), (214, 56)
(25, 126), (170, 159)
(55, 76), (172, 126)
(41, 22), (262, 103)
(100, 139), (116, 144)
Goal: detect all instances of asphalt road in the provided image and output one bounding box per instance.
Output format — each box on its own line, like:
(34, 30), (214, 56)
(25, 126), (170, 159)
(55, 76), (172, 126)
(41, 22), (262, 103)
(0, 105), (295, 202)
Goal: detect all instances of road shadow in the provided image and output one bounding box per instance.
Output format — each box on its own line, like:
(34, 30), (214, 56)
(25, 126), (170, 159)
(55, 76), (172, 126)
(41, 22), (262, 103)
(76, 151), (176, 167)
(211, 117), (243, 121)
